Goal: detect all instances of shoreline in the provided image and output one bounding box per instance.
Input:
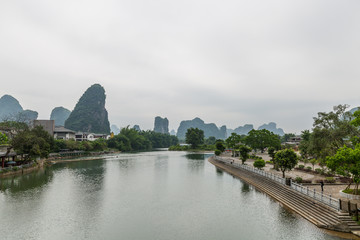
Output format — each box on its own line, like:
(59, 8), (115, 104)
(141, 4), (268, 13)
(208, 156), (360, 239)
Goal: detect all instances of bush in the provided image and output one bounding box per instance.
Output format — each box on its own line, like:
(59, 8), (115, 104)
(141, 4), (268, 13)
(215, 150), (221, 156)
(305, 166), (312, 172)
(12, 166), (19, 171)
(266, 161), (273, 164)
(294, 177), (303, 183)
(325, 177), (335, 183)
(302, 179), (312, 184)
(298, 165), (305, 169)
(315, 168), (321, 174)
(253, 159), (266, 169)
(342, 189), (360, 195)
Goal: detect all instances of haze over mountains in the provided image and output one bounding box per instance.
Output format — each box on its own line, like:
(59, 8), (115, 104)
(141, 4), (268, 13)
(1, 83), (329, 138)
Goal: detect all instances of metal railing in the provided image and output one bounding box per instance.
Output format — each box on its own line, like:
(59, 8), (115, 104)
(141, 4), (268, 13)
(214, 156), (340, 211)
(290, 181), (340, 210)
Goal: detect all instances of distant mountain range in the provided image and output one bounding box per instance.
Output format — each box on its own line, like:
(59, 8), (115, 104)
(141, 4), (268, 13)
(176, 117), (227, 140)
(2, 89), (357, 138)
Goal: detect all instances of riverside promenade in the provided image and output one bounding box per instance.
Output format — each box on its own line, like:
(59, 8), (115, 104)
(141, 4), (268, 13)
(209, 156), (360, 237)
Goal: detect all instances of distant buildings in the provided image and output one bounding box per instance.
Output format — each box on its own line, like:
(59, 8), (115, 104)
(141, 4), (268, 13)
(33, 120), (110, 141)
(54, 126), (75, 140)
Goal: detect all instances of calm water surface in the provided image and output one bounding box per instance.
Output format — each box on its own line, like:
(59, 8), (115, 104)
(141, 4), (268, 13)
(0, 151), (349, 240)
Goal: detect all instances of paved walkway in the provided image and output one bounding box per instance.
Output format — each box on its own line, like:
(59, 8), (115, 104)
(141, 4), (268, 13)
(224, 152), (359, 204)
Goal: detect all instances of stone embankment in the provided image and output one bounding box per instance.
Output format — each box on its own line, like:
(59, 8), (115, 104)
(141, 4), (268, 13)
(209, 156), (360, 236)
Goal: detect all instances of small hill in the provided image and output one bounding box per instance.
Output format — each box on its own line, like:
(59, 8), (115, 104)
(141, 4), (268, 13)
(154, 116), (169, 134)
(50, 107), (71, 126)
(176, 117), (227, 140)
(65, 84), (110, 134)
(0, 95), (23, 121)
(0, 95), (38, 123)
(133, 125), (141, 132)
(111, 124), (120, 134)
(229, 124), (254, 135)
(258, 122), (285, 136)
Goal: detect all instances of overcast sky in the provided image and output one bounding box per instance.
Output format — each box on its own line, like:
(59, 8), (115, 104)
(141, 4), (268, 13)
(1, 0), (359, 134)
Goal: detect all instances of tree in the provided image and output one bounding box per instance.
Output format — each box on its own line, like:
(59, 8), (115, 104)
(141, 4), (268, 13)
(351, 110), (360, 128)
(11, 126), (54, 160)
(238, 145), (252, 164)
(308, 104), (359, 163)
(299, 130), (311, 159)
(185, 128), (204, 149)
(225, 133), (242, 156)
(107, 126), (152, 151)
(327, 144), (360, 194)
(309, 158), (318, 171)
(253, 159), (265, 170)
(244, 129), (281, 153)
(0, 132), (8, 145)
(280, 133), (296, 143)
(205, 136), (216, 145)
(268, 147), (276, 161)
(215, 141), (225, 152)
(274, 149), (298, 178)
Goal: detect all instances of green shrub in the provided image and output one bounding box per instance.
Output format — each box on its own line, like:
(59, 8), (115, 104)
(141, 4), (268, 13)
(12, 166), (19, 171)
(298, 165), (305, 169)
(215, 150), (221, 156)
(266, 161), (273, 164)
(253, 159), (266, 169)
(294, 177), (303, 183)
(325, 177), (335, 183)
(305, 166), (312, 171)
(315, 168), (321, 174)
(342, 189), (360, 195)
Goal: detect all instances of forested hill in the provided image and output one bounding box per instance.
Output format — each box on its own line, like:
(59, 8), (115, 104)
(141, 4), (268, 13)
(65, 84), (110, 134)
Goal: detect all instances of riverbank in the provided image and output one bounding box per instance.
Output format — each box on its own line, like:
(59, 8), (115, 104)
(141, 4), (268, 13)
(0, 151), (120, 178)
(209, 156), (360, 239)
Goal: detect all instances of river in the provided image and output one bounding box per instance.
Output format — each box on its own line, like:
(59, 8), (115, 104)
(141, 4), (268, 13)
(0, 151), (351, 240)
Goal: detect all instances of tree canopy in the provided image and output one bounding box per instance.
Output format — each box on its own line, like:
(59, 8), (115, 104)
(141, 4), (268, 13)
(11, 126), (54, 160)
(300, 105), (360, 163)
(274, 149), (298, 178)
(243, 129), (281, 152)
(185, 128), (204, 149)
(238, 145), (252, 164)
(327, 144), (360, 194)
(0, 132), (8, 145)
(225, 133), (242, 156)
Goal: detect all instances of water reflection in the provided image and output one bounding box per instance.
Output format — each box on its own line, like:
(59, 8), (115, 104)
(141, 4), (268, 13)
(0, 167), (54, 195)
(0, 152), (350, 240)
(216, 168), (224, 176)
(241, 182), (250, 193)
(185, 153), (205, 160)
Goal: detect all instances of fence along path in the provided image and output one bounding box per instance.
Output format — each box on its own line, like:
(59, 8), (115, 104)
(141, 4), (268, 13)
(211, 156), (360, 232)
(215, 156), (340, 210)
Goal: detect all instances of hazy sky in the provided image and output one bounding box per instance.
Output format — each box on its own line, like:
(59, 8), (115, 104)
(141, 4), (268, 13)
(1, 0), (359, 134)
